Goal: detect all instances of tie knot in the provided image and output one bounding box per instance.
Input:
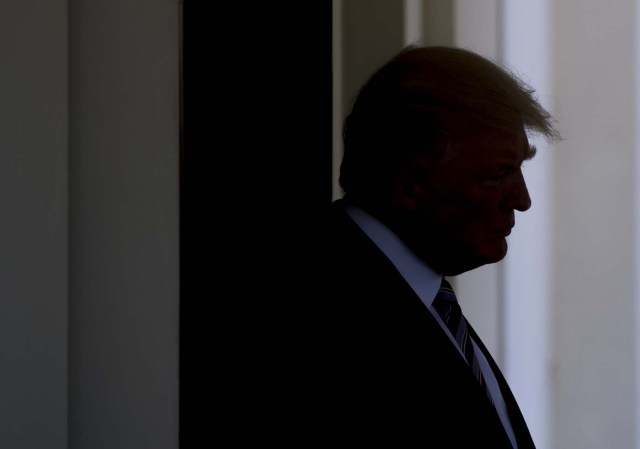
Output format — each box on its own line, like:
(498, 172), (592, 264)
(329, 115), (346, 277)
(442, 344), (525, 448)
(432, 278), (462, 324)
(434, 278), (458, 305)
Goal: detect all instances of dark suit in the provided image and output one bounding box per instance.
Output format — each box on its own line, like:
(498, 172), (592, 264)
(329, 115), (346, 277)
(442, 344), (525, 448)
(301, 199), (536, 447)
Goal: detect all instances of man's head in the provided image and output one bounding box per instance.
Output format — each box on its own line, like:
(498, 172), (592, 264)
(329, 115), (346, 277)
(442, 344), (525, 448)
(340, 45), (560, 275)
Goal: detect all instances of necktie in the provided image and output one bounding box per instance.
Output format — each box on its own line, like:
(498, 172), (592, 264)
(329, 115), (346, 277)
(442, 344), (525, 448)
(432, 278), (494, 405)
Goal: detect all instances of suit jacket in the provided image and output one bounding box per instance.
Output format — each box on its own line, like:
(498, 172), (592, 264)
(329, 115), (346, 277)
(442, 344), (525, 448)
(297, 199), (536, 448)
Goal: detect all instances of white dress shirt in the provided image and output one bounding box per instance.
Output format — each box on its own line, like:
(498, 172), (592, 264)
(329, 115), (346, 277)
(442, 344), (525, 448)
(345, 203), (518, 448)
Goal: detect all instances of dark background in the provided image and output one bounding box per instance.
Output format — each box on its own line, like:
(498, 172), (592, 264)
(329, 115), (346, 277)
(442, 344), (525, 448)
(181, 2), (333, 444)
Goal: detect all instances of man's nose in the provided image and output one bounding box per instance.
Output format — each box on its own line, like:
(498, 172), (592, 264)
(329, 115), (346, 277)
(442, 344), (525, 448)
(506, 168), (531, 212)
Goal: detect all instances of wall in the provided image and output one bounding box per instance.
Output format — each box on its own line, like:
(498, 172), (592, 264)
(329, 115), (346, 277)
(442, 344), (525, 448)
(68, 0), (180, 447)
(0, 2), (68, 447)
(0, 1), (180, 447)
(552, 0), (636, 447)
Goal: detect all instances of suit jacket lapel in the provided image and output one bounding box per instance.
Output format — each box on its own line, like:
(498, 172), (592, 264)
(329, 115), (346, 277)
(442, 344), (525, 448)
(467, 322), (537, 449)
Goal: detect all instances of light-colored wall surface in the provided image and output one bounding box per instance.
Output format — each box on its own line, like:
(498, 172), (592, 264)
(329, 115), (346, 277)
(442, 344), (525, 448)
(0, 2), (68, 447)
(0, 1), (179, 447)
(68, 1), (180, 447)
(552, 1), (636, 447)
(420, 0), (453, 46)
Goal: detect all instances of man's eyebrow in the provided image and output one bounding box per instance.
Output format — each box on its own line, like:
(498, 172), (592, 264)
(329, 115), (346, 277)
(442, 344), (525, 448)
(524, 144), (537, 161)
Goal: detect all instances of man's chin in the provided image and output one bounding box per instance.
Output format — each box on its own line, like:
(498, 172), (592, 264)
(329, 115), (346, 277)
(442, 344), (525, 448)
(439, 242), (508, 276)
(481, 240), (509, 264)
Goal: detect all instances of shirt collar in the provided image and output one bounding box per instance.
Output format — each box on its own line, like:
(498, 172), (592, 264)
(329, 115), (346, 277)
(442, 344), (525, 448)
(344, 203), (442, 307)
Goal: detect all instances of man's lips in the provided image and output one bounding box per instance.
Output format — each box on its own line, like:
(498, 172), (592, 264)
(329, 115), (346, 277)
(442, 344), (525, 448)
(494, 227), (513, 237)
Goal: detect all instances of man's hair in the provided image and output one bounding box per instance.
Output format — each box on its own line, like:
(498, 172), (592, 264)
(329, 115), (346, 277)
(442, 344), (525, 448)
(339, 45), (560, 202)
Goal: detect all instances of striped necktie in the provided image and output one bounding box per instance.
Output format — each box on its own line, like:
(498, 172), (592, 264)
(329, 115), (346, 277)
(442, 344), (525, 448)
(432, 278), (494, 405)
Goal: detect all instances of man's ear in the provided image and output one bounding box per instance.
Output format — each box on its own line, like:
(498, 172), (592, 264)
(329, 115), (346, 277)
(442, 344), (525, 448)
(391, 176), (419, 213)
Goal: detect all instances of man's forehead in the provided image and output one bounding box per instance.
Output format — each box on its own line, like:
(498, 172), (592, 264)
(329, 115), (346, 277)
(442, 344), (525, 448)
(453, 125), (529, 157)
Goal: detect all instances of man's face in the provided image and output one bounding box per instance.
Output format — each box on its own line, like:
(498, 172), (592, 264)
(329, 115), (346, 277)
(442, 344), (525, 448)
(403, 126), (533, 275)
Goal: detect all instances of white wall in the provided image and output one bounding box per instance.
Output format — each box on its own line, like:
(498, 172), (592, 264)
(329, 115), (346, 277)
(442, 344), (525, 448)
(68, 1), (180, 447)
(552, 1), (636, 448)
(0, 1), (180, 448)
(0, 2), (68, 447)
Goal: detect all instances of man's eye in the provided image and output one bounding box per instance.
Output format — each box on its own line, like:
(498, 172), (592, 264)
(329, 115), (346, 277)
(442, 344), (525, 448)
(479, 171), (508, 186)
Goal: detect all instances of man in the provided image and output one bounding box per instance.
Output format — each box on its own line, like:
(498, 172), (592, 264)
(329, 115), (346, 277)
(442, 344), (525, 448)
(315, 46), (560, 447)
